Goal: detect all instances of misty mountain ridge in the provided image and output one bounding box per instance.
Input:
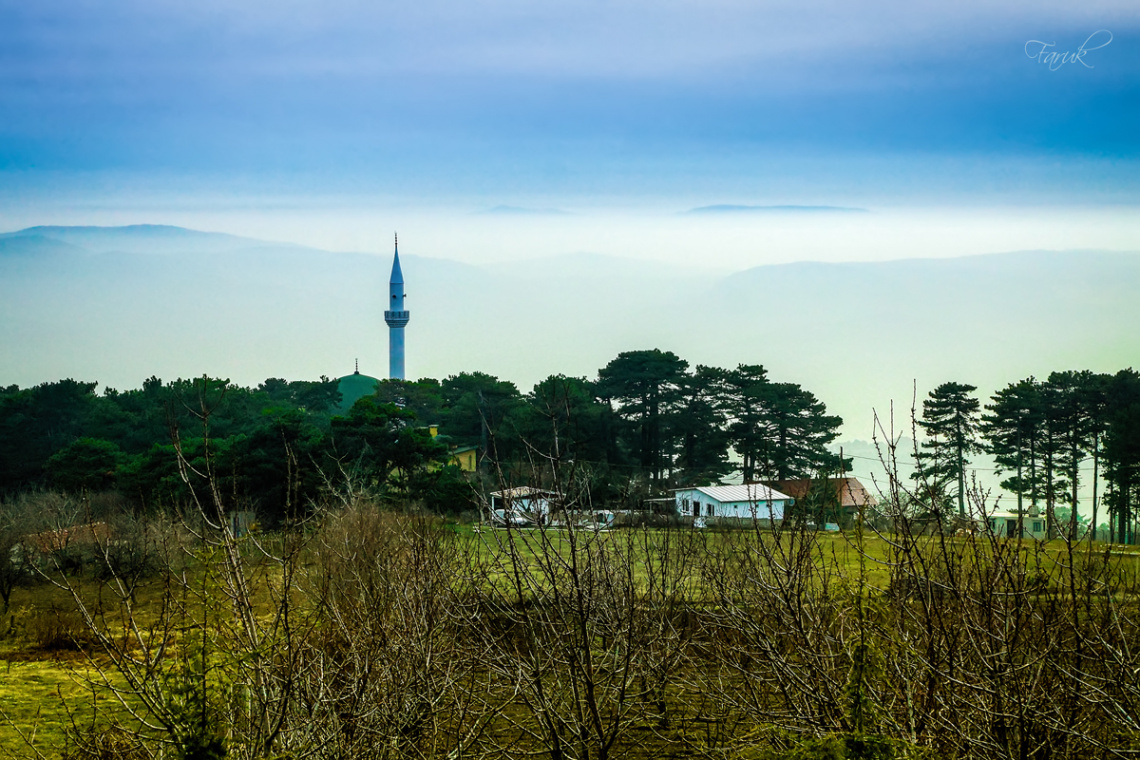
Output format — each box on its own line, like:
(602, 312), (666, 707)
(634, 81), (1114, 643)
(0, 224), (270, 255)
(685, 204), (869, 214)
(2, 224), (1137, 442)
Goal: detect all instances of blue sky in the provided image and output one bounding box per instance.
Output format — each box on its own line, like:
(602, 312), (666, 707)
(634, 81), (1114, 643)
(2, 0), (1137, 209)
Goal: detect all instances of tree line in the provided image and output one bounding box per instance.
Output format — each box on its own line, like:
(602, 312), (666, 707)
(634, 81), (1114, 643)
(5, 354), (1139, 541)
(0, 349), (846, 522)
(913, 369), (1140, 543)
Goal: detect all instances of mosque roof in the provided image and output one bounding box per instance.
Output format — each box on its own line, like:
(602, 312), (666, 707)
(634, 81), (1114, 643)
(335, 371), (381, 413)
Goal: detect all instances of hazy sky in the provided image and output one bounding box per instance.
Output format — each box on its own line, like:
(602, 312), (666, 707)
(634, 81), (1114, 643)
(2, 0), (1138, 266)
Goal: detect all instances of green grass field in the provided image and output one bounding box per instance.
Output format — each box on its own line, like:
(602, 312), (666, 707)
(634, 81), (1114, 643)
(3, 527), (1140, 759)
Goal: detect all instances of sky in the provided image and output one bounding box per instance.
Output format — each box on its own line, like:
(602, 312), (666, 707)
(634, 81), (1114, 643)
(1, 0), (1138, 267)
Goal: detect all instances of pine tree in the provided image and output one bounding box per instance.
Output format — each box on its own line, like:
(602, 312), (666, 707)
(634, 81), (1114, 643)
(756, 382), (845, 480)
(915, 382), (981, 517)
(717, 364), (771, 482)
(1104, 369), (1140, 545)
(1047, 371), (1096, 539)
(715, 365), (844, 481)
(671, 367), (731, 485)
(595, 349), (689, 483)
(982, 378), (1045, 534)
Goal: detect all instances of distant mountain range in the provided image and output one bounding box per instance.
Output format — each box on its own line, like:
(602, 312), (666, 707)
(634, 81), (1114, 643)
(2, 225), (1138, 449)
(684, 204), (869, 214)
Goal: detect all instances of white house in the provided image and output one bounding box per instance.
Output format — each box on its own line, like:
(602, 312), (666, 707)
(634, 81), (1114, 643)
(981, 510), (1048, 540)
(673, 484), (794, 522)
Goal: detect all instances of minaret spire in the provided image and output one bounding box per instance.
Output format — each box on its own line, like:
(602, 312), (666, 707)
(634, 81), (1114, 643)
(383, 232), (410, 380)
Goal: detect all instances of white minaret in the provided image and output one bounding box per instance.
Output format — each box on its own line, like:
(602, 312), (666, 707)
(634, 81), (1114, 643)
(383, 233), (409, 380)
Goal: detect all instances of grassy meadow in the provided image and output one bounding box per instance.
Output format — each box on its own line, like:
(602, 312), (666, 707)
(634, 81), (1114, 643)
(3, 515), (1140, 759)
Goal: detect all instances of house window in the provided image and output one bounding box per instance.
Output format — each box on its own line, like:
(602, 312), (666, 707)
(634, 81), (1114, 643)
(693, 502), (701, 516)
(707, 504), (714, 517)
(1033, 521), (1042, 533)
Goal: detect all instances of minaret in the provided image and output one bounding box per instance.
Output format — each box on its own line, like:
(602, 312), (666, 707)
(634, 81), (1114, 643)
(383, 233), (410, 380)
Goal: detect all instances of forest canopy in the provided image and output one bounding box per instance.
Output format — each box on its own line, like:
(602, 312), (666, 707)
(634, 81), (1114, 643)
(0, 350), (847, 521)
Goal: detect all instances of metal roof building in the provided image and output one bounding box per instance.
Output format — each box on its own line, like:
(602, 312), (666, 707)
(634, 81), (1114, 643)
(673, 484), (794, 521)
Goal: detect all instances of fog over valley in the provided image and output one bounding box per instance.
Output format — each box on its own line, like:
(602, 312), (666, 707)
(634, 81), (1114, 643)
(3, 224), (1137, 456)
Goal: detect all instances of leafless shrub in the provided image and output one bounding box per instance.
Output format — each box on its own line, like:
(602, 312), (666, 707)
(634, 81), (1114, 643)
(296, 503), (481, 760)
(26, 603), (93, 652)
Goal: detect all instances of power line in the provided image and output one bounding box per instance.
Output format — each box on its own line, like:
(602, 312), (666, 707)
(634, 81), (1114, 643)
(842, 452), (1104, 475)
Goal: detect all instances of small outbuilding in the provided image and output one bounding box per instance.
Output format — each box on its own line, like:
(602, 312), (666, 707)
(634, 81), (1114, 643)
(982, 510), (1047, 539)
(673, 484), (794, 522)
(490, 487), (560, 522)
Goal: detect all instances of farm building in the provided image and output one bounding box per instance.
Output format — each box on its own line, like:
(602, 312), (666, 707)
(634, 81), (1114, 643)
(673, 484), (794, 521)
(760, 477), (878, 527)
(490, 487), (559, 521)
(448, 445), (478, 472)
(981, 510), (1048, 539)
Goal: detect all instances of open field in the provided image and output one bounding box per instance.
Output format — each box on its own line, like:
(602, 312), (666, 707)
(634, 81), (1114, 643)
(4, 518), (1140, 759)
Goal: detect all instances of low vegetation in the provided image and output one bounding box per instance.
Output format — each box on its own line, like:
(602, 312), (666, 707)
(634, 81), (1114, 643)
(3, 487), (1140, 760)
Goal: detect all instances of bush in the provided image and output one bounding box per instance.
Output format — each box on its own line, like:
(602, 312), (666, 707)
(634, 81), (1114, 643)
(611, 511), (682, 529)
(27, 604), (92, 652)
(94, 519), (170, 587)
(61, 727), (149, 760)
(751, 733), (925, 760)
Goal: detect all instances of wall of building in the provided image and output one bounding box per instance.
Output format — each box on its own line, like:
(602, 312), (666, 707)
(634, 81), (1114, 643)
(674, 489), (788, 521)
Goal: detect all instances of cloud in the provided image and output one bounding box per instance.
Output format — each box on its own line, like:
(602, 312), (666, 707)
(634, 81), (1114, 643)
(0, 0), (1137, 198)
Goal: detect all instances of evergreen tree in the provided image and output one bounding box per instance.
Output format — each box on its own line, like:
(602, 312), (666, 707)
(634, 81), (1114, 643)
(46, 437), (126, 493)
(1103, 369), (1140, 545)
(373, 378), (445, 424)
(717, 364), (771, 482)
(439, 372), (524, 462)
(329, 398), (447, 494)
(671, 367), (731, 485)
(915, 382), (981, 517)
(518, 374), (614, 466)
(1047, 370), (1096, 538)
(982, 378), (1045, 531)
(595, 349), (689, 483)
(1081, 372), (1112, 537)
(711, 365), (845, 482)
(755, 382), (845, 480)
(1036, 379), (1067, 538)
(0, 379), (104, 492)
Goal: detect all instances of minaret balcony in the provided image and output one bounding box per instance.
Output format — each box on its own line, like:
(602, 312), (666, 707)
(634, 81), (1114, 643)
(384, 310), (410, 327)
